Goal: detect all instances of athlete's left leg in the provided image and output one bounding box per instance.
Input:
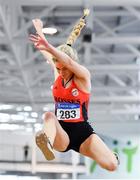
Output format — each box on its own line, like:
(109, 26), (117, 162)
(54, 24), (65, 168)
(79, 134), (118, 171)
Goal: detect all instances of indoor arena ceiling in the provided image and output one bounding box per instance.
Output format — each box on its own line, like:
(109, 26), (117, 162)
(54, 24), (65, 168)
(0, 0), (140, 132)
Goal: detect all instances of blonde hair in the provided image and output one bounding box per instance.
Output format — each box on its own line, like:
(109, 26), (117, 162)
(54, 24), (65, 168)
(54, 9), (90, 62)
(56, 44), (79, 62)
(66, 8), (90, 46)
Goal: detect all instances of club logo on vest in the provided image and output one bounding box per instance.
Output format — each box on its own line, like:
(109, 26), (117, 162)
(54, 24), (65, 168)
(71, 88), (79, 96)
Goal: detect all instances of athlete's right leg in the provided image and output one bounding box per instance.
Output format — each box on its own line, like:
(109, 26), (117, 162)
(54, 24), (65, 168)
(36, 112), (70, 160)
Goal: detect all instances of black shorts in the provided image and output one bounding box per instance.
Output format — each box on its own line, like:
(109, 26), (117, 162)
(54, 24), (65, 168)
(59, 121), (95, 152)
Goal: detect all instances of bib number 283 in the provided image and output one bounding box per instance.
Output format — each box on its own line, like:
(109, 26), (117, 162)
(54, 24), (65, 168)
(59, 110), (76, 119)
(56, 103), (80, 120)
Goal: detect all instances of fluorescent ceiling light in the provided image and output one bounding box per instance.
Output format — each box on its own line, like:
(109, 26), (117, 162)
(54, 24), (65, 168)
(42, 27), (57, 35)
(24, 106), (32, 111)
(31, 112), (38, 118)
(0, 124), (24, 130)
(0, 175), (41, 180)
(0, 104), (13, 110)
(0, 113), (10, 121)
(19, 112), (29, 117)
(24, 118), (36, 123)
(11, 114), (24, 121)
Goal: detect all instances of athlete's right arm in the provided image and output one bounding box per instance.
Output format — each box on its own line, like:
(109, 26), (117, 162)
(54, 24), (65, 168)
(29, 19), (59, 80)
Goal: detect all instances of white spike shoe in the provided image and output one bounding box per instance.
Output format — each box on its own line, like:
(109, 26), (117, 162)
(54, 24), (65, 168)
(35, 131), (55, 161)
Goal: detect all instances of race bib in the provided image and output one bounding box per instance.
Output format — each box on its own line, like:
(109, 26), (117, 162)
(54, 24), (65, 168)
(56, 102), (80, 120)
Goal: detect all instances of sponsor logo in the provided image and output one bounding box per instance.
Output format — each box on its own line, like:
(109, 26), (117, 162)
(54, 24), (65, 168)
(71, 88), (79, 96)
(54, 96), (80, 104)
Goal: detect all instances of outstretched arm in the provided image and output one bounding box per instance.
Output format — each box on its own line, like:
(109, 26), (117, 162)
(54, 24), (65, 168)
(29, 19), (58, 79)
(30, 19), (90, 81)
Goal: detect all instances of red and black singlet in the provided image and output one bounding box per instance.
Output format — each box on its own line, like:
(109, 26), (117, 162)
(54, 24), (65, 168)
(52, 75), (90, 123)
